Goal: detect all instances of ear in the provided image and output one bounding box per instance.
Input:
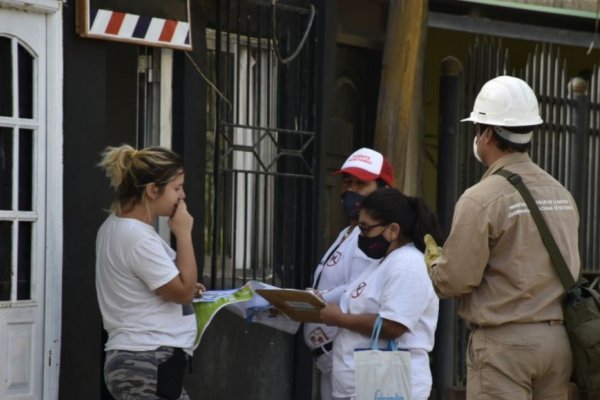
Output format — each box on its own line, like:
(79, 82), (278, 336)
(145, 183), (159, 200)
(482, 127), (494, 143)
(386, 222), (402, 242)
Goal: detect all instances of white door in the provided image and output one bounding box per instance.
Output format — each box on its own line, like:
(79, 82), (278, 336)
(0, 7), (47, 400)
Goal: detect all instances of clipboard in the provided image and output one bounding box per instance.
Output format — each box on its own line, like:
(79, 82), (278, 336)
(254, 288), (325, 323)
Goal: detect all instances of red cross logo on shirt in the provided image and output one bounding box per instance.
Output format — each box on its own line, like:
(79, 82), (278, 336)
(326, 251), (342, 266)
(351, 282), (367, 298)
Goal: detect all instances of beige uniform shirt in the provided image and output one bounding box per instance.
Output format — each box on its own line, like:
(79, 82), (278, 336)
(431, 152), (580, 326)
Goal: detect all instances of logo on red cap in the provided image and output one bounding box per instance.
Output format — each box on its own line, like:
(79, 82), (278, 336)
(347, 154), (374, 165)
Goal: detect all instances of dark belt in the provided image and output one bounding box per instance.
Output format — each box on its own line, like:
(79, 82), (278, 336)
(311, 341), (333, 358)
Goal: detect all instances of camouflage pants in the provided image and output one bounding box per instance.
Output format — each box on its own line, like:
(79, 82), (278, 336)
(104, 347), (190, 400)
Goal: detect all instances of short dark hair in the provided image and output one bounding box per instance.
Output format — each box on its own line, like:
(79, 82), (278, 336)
(487, 125), (535, 153)
(376, 178), (388, 188)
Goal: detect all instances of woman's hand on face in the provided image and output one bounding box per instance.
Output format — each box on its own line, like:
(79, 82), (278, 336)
(320, 303), (342, 326)
(169, 199), (194, 238)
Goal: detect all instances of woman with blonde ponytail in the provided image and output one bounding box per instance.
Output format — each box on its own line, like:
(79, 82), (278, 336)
(96, 144), (204, 400)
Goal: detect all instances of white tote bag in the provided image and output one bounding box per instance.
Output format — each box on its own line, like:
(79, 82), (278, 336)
(354, 316), (412, 400)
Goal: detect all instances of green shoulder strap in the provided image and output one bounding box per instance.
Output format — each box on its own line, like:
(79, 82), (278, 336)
(494, 168), (577, 291)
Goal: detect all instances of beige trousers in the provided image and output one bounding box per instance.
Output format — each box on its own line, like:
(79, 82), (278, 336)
(467, 322), (572, 400)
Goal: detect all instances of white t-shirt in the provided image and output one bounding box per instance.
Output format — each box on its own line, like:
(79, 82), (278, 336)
(332, 243), (439, 400)
(303, 226), (374, 349)
(96, 213), (196, 353)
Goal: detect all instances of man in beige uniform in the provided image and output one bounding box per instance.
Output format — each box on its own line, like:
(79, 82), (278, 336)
(428, 76), (580, 399)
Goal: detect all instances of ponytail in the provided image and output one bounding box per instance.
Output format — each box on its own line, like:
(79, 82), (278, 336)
(98, 144), (183, 213)
(407, 196), (445, 252)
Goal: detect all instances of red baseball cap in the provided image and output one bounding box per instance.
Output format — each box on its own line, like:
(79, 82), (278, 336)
(334, 148), (395, 186)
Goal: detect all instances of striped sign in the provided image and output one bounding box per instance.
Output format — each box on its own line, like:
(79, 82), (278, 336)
(89, 9), (191, 49)
(76, 0), (193, 50)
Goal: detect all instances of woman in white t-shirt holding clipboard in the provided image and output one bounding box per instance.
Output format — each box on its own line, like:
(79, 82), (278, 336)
(320, 188), (444, 400)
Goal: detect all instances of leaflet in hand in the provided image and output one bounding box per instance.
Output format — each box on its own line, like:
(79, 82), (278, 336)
(192, 281), (301, 348)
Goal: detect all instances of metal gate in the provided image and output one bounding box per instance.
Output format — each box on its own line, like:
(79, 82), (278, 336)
(437, 36), (600, 389)
(204, 0), (319, 290)
(443, 37), (600, 275)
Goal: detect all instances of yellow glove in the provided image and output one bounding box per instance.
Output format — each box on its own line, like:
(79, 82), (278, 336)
(424, 234), (442, 273)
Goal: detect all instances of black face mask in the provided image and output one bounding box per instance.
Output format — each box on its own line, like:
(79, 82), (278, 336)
(341, 191), (365, 220)
(358, 233), (390, 259)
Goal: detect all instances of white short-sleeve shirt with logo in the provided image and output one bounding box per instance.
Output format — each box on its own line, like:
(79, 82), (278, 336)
(303, 226), (373, 349)
(332, 243), (439, 400)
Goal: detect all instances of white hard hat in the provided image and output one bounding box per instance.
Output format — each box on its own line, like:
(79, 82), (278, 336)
(461, 76), (543, 127)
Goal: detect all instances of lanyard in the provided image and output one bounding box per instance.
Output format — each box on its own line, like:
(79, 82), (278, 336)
(313, 226), (354, 290)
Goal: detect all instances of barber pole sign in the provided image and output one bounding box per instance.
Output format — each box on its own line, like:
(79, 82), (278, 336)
(76, 0), (193, 50)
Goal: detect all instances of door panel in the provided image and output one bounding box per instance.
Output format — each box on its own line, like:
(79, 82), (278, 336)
(0, 7), (46, 400)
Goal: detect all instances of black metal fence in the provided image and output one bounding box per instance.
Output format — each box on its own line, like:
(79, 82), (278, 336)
(436, 36), (600, 391)
(203, 0), (318, 290)
(443, 37), (599, 275)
